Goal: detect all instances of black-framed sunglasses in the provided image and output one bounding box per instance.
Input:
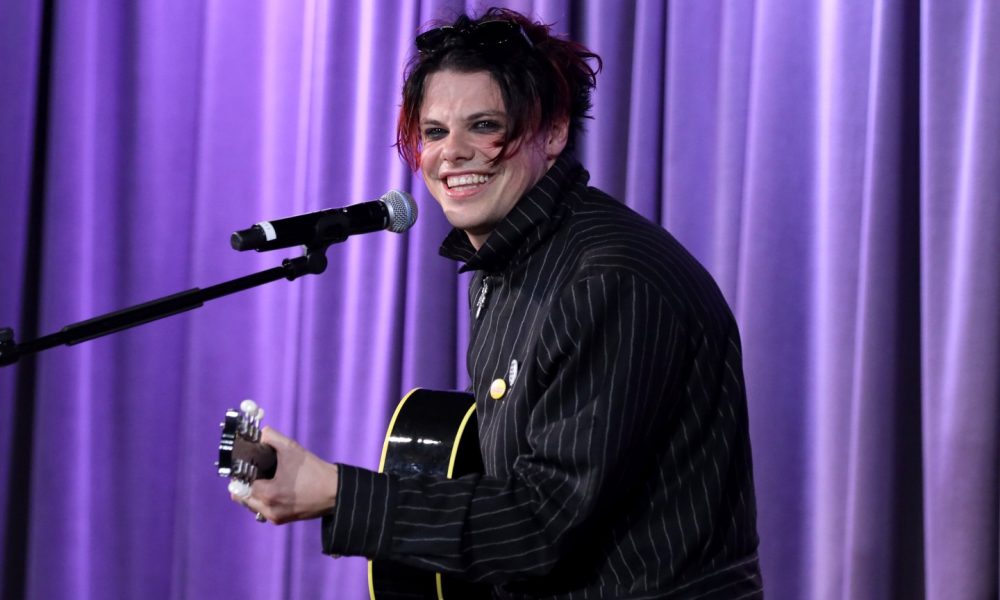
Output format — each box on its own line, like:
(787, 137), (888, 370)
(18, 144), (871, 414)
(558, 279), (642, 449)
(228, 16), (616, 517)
(415, 20), (534, 56)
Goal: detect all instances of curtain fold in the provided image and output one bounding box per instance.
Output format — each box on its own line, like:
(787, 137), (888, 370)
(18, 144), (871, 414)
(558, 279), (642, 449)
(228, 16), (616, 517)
(1, 1), (996, 598)
(921, 2), (1000, 598)
(0, 2), (44, 596)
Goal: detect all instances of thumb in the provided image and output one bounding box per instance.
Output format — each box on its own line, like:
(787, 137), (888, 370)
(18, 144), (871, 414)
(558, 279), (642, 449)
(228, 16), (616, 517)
(260, 425), (293, 450)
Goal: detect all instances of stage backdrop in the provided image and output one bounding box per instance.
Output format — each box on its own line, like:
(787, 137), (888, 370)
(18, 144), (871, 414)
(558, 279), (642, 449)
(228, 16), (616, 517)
(1, 1), (997, 599)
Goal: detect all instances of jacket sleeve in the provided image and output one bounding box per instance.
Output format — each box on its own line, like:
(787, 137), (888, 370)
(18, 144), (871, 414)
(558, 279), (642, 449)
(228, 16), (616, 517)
(322, 272), (687, 583)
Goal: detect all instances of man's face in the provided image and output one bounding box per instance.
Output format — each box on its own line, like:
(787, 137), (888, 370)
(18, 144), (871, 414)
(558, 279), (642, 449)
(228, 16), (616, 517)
(418, 70), (566, 249)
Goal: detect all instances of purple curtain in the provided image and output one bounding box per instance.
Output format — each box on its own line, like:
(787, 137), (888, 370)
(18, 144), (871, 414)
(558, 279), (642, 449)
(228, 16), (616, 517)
(1, 1), (997, 599)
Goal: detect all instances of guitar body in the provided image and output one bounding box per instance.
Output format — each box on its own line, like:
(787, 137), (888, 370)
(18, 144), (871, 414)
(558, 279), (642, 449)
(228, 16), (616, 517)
(368, 388), (491, 600)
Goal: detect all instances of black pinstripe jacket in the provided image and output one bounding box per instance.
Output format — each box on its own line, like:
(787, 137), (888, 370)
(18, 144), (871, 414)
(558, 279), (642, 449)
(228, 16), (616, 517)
(323, 155), (762, 599)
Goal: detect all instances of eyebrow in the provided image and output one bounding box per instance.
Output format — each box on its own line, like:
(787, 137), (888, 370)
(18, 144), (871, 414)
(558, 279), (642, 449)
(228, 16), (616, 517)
(420, 110), (507, 127)
(466, 110), (505, 121)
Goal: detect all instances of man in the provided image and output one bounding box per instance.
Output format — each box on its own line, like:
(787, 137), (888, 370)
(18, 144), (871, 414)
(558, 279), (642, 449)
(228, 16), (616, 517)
(236, 8), (762, 598)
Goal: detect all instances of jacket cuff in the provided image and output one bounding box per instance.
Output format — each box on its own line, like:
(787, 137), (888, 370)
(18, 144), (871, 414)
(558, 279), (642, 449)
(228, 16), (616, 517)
(321, 464), (396, 558)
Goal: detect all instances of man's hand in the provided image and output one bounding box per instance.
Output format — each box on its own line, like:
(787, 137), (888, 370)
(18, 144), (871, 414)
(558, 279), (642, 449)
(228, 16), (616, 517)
(231, 426), (339, 525)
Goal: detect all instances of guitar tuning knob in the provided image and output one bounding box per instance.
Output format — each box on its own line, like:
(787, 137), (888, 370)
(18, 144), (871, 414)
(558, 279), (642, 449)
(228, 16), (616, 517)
(228, 479), (252, 500)
(239, 399), (259, 415)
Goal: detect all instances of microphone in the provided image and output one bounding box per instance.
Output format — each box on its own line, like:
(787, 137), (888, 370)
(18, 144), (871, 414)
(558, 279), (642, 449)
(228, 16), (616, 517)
(231, 190), (417, 252)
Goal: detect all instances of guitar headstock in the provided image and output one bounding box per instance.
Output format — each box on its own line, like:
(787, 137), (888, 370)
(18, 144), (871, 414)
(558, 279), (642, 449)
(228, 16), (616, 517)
(217, 399), (277, 498)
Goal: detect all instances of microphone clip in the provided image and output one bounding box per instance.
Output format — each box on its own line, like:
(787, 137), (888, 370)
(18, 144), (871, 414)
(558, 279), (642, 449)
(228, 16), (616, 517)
(278, 212), (351, 279)
(281, 247), (329, 280)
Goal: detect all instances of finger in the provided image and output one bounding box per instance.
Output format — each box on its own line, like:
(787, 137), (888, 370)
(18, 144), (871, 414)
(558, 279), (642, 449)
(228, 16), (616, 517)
(240, 495), (264, 516)
(231, 494), (257, 511)
(228, 487), (269, 523)
(249, 478), (274, 499)
(259, 425), (289, 448)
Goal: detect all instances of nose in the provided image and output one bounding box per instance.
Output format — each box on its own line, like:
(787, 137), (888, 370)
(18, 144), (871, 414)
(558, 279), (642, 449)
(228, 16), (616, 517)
(441, 130), (475, 164)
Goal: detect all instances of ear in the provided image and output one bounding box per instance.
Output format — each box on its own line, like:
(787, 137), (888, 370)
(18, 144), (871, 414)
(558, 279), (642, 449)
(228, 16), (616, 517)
(544, 118), (570, 159)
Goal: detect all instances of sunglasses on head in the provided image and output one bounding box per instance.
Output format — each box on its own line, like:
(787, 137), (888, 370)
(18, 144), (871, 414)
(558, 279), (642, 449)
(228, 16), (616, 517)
(415, 19), (534, 56)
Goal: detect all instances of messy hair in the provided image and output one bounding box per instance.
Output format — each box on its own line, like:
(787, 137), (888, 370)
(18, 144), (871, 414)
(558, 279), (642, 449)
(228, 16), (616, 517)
(396, 7), (602, 170)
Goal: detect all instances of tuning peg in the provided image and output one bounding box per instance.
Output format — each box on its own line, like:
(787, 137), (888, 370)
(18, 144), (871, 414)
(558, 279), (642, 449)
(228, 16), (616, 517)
(240, 399), (259, 415)
(228, 479), (251, 500)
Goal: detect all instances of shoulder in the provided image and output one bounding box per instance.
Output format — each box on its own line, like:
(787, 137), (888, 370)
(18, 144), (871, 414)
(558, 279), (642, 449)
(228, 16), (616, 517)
(554, 186), (735, 334)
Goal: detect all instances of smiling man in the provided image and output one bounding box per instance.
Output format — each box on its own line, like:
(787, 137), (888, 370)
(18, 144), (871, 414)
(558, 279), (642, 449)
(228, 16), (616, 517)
(415, 69), (565, 248)
(236, 7), (762, 599)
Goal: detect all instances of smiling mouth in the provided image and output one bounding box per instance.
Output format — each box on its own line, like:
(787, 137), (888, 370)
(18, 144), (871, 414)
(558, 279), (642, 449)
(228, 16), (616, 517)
(445, 173), (491, 190)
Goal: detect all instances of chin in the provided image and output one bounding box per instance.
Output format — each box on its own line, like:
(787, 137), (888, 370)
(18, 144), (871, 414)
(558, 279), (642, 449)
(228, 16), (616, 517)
(443, 212), (481, 233)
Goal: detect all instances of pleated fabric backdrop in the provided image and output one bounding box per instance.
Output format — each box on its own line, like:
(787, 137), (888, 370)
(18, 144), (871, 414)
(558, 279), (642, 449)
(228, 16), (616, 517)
(1, 1), (996, 599)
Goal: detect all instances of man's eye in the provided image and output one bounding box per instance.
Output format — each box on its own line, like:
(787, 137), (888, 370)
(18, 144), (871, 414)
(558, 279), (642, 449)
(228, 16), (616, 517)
(473, 120), (502, 132)
(422, 127), (447, 140)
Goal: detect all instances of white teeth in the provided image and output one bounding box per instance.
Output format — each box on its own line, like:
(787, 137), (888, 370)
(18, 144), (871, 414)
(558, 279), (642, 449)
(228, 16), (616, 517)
(446, 173), (490, 188)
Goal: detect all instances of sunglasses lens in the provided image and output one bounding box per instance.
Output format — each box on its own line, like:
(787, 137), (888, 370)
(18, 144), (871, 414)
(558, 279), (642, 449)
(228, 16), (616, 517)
(416, 27), (452, 52)
(474, 21), (520, 47)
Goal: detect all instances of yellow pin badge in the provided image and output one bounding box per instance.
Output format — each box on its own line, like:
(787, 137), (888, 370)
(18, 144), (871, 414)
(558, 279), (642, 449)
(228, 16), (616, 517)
(490, 378), (507, 400)
(490, 359), (519, 401)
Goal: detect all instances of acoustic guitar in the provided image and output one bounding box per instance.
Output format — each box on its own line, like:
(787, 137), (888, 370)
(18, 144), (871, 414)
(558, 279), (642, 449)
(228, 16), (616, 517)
(217, 389), (490, 599)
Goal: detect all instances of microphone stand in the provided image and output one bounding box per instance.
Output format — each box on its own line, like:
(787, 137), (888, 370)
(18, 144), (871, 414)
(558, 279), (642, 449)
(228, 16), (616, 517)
(0, 247), (329, 367)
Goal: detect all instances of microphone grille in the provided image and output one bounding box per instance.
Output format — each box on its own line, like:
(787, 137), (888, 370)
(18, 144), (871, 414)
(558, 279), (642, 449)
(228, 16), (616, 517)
(381, 190), (418, 233)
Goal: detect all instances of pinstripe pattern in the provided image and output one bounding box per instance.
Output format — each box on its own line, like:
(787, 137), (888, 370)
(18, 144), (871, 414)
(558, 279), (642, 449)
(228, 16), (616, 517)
(323, 155), (761, 598)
